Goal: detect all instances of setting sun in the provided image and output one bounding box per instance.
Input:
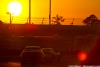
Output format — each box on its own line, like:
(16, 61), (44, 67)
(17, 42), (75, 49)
(8, 1), (22, 16)
(0, 0), (99, 24)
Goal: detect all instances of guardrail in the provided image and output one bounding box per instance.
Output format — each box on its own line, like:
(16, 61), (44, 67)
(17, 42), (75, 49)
(2, 17), (85, 25)
(0, 24), (99, 36)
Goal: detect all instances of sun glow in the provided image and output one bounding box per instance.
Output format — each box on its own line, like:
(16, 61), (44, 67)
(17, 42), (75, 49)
(8, 1), (22, 16)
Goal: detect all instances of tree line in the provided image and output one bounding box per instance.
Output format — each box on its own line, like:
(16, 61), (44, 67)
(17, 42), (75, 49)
(83, 14), (100, 26)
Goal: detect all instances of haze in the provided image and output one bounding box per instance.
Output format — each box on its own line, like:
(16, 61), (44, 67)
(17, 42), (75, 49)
(0, 0), (100, 25)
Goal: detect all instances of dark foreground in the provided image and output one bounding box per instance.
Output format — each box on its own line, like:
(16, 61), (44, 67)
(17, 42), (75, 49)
(0, 55), (80, 67)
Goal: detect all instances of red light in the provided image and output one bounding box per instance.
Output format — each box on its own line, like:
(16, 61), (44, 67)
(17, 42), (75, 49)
(77, 51), (87, 61)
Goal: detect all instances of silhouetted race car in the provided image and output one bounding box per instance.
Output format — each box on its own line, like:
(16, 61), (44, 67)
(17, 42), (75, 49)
(20, 46), (45, 64)
(42, 48), (61, 62)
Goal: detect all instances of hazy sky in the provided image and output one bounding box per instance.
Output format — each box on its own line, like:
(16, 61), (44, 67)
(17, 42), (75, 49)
(0, 0), (100, 24)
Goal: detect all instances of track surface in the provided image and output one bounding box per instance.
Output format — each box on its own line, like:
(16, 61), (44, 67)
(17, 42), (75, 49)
(0, 55), (80, 67)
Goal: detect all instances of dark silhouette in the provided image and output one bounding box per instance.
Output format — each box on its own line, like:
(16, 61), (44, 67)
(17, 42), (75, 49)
(0, 20), (3, 26)
(0, 20), (4, 29)
(70, 18), (74, 25)
(7, 12), (14, 25)
(41, 17), (44, 25)
(83, 14), (100, 26)
(25, 17), (34, 24)
(52, 14), (65, 25)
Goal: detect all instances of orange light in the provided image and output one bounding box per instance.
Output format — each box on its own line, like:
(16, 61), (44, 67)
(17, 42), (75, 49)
(77, 51), (87, 61)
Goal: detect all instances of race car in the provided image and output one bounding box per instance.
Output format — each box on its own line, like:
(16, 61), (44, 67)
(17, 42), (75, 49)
(42, 48), (61, 62)
(20, 46), (46, 64)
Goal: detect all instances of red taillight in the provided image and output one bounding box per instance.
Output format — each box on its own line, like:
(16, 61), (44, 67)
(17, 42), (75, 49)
(77, 51), (87, 61)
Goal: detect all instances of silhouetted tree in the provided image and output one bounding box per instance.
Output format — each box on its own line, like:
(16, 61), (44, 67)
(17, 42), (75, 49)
(83, 17), (90, 25)
(52, 14), (65, 25)
(83, 14), (99, 26)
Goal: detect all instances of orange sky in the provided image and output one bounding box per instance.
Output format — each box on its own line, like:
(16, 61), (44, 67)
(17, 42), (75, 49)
(0, 0), (100, 25)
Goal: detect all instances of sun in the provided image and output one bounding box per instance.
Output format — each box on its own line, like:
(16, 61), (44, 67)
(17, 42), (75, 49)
(8, 1), (22, 16)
